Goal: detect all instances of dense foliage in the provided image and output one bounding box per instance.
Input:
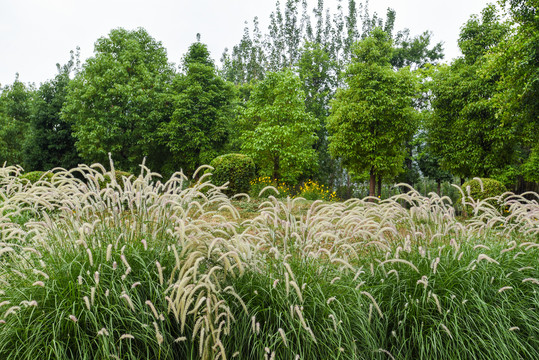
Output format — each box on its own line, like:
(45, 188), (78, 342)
(0, 0), (537, 195)
(1, 2), (538, 357)
(240, 69), (318, 184)
(327, 28), (418, 196)
(427, 3), (538, 192)
(459, 177), (508, 213)
(24, 54), (81, 171)
(209, 153), (255, 196)
(61, 28), (175, 173)
(158, 40), (236, 176)
(19, 170), (53, 184)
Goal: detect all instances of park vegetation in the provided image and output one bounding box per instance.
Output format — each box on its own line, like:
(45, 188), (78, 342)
(1, 0), (537, 198)
(0, 163), (538, 359)
(0, 2), (538, 357)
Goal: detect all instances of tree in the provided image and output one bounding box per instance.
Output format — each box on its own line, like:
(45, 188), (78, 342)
(0, 76), (34, 167)
(427, 6), (512, 181)
(23, 52), (81, 171)
(327, 28), (418, 197)
(486, 0), (539, 186)
(62, 28), (175, 173)
(240, 69), (318, 184)
(390, 29), (444, 70)
(223, 0), (443, 190)
(298, 42), (338, 185)
(157, 39), (235, 176)
(415, 130), (452, 194)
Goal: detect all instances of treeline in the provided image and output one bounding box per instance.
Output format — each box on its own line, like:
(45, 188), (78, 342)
(0, 0), (537, 196)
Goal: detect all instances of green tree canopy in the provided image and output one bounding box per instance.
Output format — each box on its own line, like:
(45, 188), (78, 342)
(427, 5), (514, 182)
(486, 0), (539, 183)
(157, 40), (235, 176)
(62, 27), (175, 173)
(240, 69), (318, 184)
(0, 76), (34, 167)
(298, 41), (339, 186)
(23, 53), (81, 171)
(327, 28), (418, 197)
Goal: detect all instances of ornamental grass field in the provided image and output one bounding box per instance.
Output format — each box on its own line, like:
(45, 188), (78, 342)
(0, 163), (538, 360)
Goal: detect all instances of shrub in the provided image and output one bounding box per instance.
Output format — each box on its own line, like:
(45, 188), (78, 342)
(249, 176), (291, 198)
(459, 178), (507, 213)
(209, 154), (255, 196)
(19, 171), (53, 184)
(97, 170), (132, 189)
(297, 179), (337, 201)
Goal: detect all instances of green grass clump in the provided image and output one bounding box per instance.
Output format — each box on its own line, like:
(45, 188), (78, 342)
(0, 164), (538, 359)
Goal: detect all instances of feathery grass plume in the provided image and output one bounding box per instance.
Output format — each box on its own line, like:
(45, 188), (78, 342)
(289, 281), (304, 302)
(97, 328), (109, 336)
(327, 297), (336, 305)
(83, 296), (91, 310)
(90, 287), (96, 305)
(278, 328), (288, 347)
(361, 291), (383, 319)
(477, 254), (500, 265)
(156, 261), (164, 285)
(120, 292), (135, 311)
(153, 322), (163, 346)
(32, 269), (49, 279)
(294, 305), (309, 331)
(0, 301), (10, 308)
(497, 286), (513, 293)
(440, 323), (453, 339)
(86, 248), (93, 266)
(431, 293), (442, 314)
(3, 306), (20, 319)
(380, 258), (420, 273)
(378, 348), (396, 360)
(146, 300), (159, 319)
(0, 247), (15, 256)
(106, 244), (112, 261)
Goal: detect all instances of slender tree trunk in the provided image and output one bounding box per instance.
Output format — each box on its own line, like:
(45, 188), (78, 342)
(346, 171), (352, 199)
(273, 155), (280, 181)
(369, 167), (376, 200)
(377, 175), (382, 198)
(437, 179), (441, 196)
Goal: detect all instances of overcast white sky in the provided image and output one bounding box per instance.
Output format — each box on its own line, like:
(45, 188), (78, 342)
(1, 0), (494, 86)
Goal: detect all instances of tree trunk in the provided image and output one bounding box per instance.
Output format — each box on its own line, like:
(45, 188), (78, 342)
(346, 171), (352, 199)
(377, 175), (382, 198)
(369, 167), (376, 200)
(273, 155), (280, 181)
(437, 179), (441, 196)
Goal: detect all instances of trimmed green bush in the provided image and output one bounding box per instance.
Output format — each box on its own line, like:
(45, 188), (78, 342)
(459, 178), (507, 212)
(19, 171), (53, 184)
(98, 170), (132, 189)
(209, 154), (255, 196)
